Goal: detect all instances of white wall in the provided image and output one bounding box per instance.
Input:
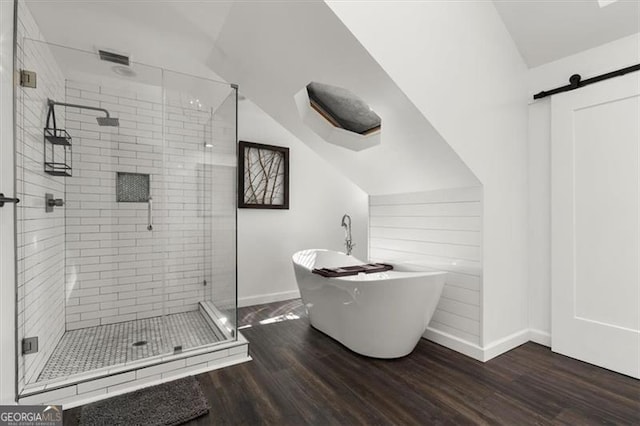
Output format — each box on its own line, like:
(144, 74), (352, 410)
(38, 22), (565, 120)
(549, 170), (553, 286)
(0, 0), (16, 405)
(369, 187), (483, 353)
(527, 99), (551, 344)
(327, 2), (530, 351)
(237, 100), (368, 307)
(527, 33), (640, 343)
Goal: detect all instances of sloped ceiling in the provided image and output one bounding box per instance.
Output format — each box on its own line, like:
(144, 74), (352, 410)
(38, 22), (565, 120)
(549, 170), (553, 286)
(209, 1), (479, 195)
(493, 0), (640, 67)
(26, 0), (479, 195)
(26, 0), (233, 80)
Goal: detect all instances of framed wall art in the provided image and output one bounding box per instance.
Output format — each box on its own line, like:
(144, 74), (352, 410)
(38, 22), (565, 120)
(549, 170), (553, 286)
(238, 141), (289, 209)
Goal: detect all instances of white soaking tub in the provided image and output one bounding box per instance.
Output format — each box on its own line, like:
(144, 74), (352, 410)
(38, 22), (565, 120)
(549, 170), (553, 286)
(292, 249), (446, 358)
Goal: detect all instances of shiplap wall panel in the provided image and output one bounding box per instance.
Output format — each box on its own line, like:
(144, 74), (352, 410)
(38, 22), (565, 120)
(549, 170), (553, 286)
(432, 309), (481, 336)
(429, 320), (480, 345)
(442, 285), (480, 306)
(437, 298), (480, 321)
(369, 186), (481, 205)
(370, 186), (482, 346)
(371, 247), (481, 277)
(445, 272), (481, 291)
(370, 238), (480, 261)
(370, 202), (480, 217)
(370, 216), (481, 231)
(370, 227), (481, 246)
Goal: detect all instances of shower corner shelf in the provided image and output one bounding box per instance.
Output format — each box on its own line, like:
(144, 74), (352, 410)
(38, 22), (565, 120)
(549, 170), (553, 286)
(43, 127), (72, 177)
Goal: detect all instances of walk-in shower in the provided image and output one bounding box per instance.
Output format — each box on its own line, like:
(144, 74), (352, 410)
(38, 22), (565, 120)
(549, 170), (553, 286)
(15, 32), (238, 400)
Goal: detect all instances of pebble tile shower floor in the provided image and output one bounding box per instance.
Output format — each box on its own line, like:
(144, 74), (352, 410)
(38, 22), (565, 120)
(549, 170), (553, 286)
(38, 311), (225, 382)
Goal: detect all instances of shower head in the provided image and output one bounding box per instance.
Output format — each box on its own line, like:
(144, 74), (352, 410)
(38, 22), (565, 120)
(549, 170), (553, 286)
(48, 99), (120, 127)
(96, 116), (120, 127)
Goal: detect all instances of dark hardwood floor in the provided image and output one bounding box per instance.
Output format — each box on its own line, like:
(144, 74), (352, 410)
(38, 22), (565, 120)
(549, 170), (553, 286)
(66, 299), (640, 425)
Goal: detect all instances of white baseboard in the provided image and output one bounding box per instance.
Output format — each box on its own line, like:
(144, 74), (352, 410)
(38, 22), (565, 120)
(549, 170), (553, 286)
(238, 290), (300, 308)
(482, 329), (530, 361)
(423, 327), (484, 361)
(529, 329), (551, 347)
(424, 327), (545, 362)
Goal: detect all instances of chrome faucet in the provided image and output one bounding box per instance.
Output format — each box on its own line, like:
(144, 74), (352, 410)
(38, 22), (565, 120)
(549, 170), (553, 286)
(341, 214), (355, 255)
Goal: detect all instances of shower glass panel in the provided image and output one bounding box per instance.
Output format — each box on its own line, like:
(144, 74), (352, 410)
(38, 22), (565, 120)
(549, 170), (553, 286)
(204, 83), (238, 334)
(160, 69), (238, 347)
(16, 38), (237, 394)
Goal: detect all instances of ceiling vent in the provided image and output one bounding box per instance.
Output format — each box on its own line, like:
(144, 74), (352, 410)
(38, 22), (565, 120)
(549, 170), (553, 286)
(98, 49), (130, 66)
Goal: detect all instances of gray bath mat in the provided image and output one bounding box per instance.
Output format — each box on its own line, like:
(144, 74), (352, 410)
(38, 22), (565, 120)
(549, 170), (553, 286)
(79, 376), (209, 426)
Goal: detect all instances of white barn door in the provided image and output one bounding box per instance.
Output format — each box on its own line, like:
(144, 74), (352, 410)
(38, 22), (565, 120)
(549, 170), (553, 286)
(551, 72), (639, 378)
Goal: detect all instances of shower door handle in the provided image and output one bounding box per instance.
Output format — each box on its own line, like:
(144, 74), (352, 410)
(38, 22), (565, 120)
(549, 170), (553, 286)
(0, 193), (20, 207)
(147, 197), (153, 231)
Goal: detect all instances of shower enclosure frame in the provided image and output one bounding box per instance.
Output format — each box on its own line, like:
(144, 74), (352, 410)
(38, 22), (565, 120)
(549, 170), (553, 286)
(12, 0), (20, 402)
(12, 18), (240, 400)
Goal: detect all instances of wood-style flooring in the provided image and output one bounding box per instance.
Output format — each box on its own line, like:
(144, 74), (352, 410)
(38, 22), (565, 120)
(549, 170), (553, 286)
(65, 299), (640, 425)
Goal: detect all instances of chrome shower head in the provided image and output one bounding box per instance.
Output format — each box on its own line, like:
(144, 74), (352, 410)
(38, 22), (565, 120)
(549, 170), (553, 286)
(96, 116), (120, 127)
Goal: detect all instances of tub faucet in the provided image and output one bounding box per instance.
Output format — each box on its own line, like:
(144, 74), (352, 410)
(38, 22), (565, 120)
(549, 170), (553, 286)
(341, 214), (355, 255)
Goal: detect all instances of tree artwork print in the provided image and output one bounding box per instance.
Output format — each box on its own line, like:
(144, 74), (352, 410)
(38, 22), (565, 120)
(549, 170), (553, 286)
(238, 141), (289, 209)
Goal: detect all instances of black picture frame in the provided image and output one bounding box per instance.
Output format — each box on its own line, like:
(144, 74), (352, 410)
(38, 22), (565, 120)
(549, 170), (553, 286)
(238, 141), (289, 209)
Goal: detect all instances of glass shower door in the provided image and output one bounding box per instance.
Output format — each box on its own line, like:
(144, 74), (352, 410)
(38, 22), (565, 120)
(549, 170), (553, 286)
(160, 70), (238, 353)
(16, 38), (175, 389)
(16, 37), (68, 389)
(206, 87), (239, 335)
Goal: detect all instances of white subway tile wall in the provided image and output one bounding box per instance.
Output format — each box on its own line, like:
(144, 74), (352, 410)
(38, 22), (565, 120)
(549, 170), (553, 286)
(369, 187), (483, 346)
(64, 80), (236, 329)
(16, 2), (67, 389)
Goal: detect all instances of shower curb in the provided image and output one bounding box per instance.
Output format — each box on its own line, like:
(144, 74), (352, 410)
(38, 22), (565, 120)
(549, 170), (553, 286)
(17, 333), (250, 407)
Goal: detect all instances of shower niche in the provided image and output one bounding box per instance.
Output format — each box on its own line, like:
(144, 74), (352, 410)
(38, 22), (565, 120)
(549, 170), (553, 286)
(15, 33), (242, 403)
(116, 172), (150, 203)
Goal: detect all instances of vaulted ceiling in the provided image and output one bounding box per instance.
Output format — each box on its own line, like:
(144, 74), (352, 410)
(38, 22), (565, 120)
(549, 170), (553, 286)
(493, 0), (640, 67)
(26, 0), (233, 80)
(27, 0), (640, 73)
(24, 0), (639, 195)
(26, 0), (480, 195)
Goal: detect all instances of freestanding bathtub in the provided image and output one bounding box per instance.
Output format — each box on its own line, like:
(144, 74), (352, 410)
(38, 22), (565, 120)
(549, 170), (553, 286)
(292, 249), (446, 358)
